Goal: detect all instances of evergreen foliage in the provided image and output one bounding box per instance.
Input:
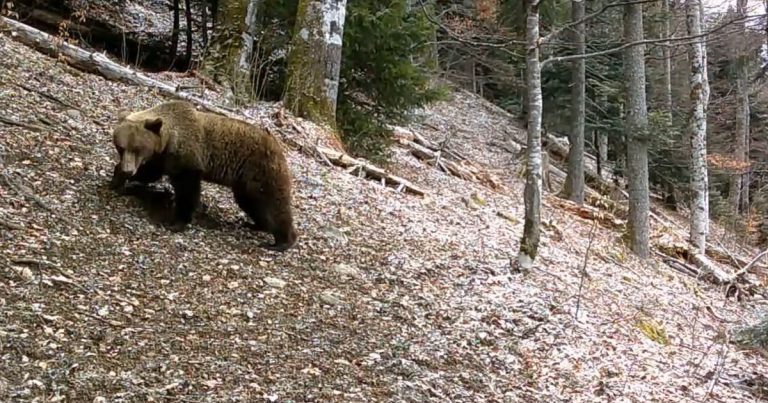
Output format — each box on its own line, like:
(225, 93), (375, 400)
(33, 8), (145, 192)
(250, 0), (445, 160)
(337, 0), (446, 159)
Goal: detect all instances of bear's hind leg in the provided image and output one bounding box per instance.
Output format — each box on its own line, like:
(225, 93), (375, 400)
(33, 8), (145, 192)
(233, 183), (297, 252)
(233, 186), (269, 232)
(168, 171), (202, 232)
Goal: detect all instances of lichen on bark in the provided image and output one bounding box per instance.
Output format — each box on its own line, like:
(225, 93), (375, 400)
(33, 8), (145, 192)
(200, 0), (256, 104)
(284, 0), (347, 127)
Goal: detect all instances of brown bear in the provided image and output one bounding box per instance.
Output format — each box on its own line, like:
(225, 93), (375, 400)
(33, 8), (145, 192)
(110, 100), (298, 252)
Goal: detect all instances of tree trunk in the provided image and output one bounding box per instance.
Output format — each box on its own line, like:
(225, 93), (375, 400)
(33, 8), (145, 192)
(686, 0), (709, 255)
(201, 1), (209, 47)
(238, 0), (262, 76)
(184, 0), (193, 69)
(737, 0), (751, 215)
(728, 1), (749, 215)
(623, 2), (650, 259)
(201, 0), (256, 102)
(563, 0), (586, 204)
(596, 130), (608, 179)
(662, 0), (674, 119)
(284, 0), (347, 126)
(517, 0), (543, 270)
(170, 0), (180, 69)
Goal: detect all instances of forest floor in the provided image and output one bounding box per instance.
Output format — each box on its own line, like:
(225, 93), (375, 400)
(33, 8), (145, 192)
(1, 33), (767, 403)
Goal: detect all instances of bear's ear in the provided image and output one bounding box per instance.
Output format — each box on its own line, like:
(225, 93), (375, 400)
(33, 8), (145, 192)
(117, 110), (131, 122)
(144, 118), (163, 136)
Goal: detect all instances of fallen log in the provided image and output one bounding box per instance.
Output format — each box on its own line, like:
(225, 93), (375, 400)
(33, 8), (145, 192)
(0, 16), (240, 117)
(2, 16), (400, 197)
(315, 146), (426, 196)
(407, 140), (476, 181)
(397, 127), (502, 189)
(548, 197), (625, 229)
(654, 234), (750, 285)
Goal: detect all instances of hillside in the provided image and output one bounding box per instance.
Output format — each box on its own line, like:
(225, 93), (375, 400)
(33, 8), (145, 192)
(0, 32), (767, 402)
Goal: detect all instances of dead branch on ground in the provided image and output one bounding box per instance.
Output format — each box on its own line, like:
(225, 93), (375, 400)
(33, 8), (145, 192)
(315, 146), (426, 196)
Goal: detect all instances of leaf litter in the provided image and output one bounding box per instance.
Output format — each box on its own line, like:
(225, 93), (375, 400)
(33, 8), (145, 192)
(0, 34), (767, 402)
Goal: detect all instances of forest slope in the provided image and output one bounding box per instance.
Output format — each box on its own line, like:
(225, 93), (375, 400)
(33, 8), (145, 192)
(0, 34), (767, 402)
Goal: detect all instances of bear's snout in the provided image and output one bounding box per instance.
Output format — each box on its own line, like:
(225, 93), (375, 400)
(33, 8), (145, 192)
(120, 152), (140, 176)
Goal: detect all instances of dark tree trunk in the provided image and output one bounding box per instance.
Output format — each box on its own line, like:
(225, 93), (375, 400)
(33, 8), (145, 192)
(170, 0), (180, 69)
(201, 0), (209, 47)
(184, 0), (193, 69)
(624, 2), (651, 259)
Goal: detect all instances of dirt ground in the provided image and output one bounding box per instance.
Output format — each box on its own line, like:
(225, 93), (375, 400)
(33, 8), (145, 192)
(1, 34), (767, 402)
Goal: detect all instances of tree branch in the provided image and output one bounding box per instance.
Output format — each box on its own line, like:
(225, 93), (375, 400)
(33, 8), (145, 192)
(416, 0), (524, 56)
(541, 0), (658, 45)
(542, 13), (763, 67)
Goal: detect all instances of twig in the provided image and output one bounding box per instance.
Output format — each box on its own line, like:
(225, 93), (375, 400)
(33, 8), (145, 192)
(314, 144), (334, 167)
(706, 335), (731, 399)
(0, 114), (45, 131)
(1, 172), (56, 212)
(78, 310), (124, 327)
(11, 257), (58, 268)
(574, 220), (597, 321)
(731, 248), (768, 279)
(0, 215), (23, 230)
(654, 250), (701, 278)
(13, 81), (82, 111)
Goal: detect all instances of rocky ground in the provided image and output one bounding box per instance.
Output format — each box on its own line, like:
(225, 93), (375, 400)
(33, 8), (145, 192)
(1, 33), (767, 402)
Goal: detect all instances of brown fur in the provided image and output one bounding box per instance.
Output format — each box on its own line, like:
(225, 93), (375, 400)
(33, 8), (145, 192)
(110, 100), (298, 251)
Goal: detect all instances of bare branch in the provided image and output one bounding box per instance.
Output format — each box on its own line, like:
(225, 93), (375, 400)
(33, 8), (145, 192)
(416, 0), (524, 56)
(543, 13), (764, 67)
(541, 0), (658, 45)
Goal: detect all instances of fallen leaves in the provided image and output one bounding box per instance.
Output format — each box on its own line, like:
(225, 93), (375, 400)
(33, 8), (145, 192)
(0, 33), (766, 403)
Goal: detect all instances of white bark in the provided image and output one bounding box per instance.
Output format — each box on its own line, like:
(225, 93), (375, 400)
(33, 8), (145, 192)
(624, 1), (650, 258)
(285, 0), (347, 124)
(518, 0), (543, 270)
(237, 0), (263, 72)
(686, 0), (710, 255)
(597, 130), (608, 179)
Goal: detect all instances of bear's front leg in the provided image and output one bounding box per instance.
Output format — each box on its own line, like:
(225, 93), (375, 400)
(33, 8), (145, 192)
(109, 163), (130, 193)
(168, 171), (202, 232)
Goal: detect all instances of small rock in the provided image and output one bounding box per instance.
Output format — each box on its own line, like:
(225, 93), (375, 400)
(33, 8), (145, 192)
(65, 109), (82, 120)
(496, 210), (517, 223)
(332, 263), (360, 278)
(264, 277), (286, 288)
(463, 196), (481, 210)
(471, 192), (486, 205)
(514, 253), (534, 273)
(320, 226), (348, 245)
(18, 266), (34, 281)
(319, 290), (344, 306)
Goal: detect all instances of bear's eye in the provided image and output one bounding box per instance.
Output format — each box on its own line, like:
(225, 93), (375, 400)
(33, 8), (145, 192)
(115, 145), (125, 155)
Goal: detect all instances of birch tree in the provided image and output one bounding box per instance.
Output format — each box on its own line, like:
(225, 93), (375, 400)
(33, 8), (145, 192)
(623, 1), (650, 258)
(686, 0), (709, 254)
(238, 0), (263, 78)
(202, 0), (262, 101)
(518, 0), (543, 270)
(284, 0), (348, 126)
(563, 0), (586, 204)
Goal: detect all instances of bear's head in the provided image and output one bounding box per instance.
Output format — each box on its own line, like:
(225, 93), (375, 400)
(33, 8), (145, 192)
(112, 111), (165, 176)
